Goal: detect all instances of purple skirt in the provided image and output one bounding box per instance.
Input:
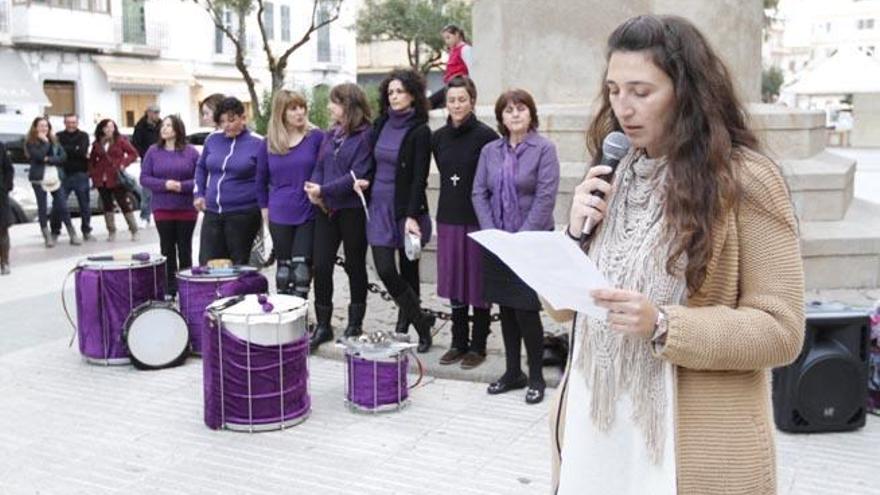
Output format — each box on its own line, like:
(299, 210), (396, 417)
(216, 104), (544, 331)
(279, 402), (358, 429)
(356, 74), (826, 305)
(436, 223), (487, 309)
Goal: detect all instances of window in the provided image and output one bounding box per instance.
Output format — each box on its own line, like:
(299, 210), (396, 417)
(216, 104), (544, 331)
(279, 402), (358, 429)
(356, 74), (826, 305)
(317, 1), (330, 62)
(122, 0), (146, 45)
(263, 2), (274, 41)
(0, 0), (8, 33)
(43, 80), (76, 116)
(215, 9), (232, 54)
(280, 5), (290, 42)
(120, 93), (156, 128)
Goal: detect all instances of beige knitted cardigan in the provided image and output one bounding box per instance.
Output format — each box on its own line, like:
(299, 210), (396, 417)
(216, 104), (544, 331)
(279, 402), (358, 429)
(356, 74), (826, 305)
(549, 148), (805, 495)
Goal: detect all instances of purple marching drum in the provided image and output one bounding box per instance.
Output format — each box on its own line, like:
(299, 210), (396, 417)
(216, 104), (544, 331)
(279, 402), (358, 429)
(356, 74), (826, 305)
(203, 294), (310, 432)
(340, 334), (416, 413)
(177, 267), (267, 355)
(74, 255), (166, 365)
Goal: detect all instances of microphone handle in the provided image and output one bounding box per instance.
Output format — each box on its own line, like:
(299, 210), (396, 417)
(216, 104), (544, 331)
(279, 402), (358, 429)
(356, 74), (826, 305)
(579, 172), (614, 241)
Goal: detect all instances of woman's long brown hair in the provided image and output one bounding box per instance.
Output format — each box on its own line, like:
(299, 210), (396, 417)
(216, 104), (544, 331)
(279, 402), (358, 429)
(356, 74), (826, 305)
(586, 15), (760, 294)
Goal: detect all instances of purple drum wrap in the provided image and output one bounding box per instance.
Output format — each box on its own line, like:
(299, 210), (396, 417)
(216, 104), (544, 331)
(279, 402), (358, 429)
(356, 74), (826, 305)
(346, 354), (409, 409)
(202, 316), (310, 430)
(179, 272), (268, 354)
(75, 264), (166, 361)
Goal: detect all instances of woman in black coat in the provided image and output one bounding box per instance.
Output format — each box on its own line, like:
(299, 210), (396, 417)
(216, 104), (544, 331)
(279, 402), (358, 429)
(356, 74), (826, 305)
(0, 140), (13, 275)
(365, 68), (436, 353)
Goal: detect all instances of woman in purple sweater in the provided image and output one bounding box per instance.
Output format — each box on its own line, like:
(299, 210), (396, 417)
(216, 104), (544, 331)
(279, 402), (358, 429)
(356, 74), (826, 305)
(472, 89), (560, 404)
(194, 97), (263, 266)
(256, 90), (324, 298)
(304, 83), (374, 351)
(140, 115), (199, 296)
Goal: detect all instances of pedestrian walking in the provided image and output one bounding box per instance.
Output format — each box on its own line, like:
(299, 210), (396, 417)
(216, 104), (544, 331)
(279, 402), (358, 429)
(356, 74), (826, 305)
(25, 117), (78, 247)
(52, 113), (93, 242)
(88, 118), (139, 241)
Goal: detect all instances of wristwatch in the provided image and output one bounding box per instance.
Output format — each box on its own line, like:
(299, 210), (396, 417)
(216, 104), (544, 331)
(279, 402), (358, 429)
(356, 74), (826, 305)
(651, 307), (669, 346)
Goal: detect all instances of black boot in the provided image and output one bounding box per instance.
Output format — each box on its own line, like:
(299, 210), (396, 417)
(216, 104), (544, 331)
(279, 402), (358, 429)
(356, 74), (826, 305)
(394, 306), (409, 334)
(394, 287), (434, 353)
(461, 307), (491, 369)
(343, 303), (366, 338)
(309, 304), (334, 352)
(440, 305), (469, 365)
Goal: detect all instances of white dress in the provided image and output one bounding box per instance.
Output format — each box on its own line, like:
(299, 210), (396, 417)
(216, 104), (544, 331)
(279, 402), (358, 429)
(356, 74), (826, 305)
(557, 350), (677, 494)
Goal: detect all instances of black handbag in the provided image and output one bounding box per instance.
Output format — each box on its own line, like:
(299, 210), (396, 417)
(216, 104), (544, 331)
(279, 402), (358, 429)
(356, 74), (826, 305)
(542, 332), (570, 369)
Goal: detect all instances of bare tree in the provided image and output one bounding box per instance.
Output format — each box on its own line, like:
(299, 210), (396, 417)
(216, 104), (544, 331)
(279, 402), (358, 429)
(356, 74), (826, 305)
(192, 0), (343, 122)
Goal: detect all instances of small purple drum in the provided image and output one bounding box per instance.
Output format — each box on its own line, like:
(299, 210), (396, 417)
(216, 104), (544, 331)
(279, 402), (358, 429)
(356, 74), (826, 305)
(177, 267), (266, 355)
(342, 340), (414, 413)
(203, 294), (310, 432)
(74, 255), (166, 365)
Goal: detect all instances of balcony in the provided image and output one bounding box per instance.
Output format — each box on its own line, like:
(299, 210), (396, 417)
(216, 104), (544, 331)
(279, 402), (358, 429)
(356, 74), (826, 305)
(312, 45), (347, 72)
(10, 0), (115, 50)
(9, 0), (164, 56)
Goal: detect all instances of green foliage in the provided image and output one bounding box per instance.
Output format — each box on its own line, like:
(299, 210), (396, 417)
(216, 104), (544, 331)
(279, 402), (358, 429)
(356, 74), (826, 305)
(356, 0), (471, 74)
(309, 85), (331, 130)
(761, 66), (784, 103)
(254, 89), (273, 135)
(363, 84), (381, 121)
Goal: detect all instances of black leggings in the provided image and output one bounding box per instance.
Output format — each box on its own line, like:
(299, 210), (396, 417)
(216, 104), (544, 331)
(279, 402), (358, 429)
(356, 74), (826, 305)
(156, 219), (196, 295)
(198, 209), (261, 266)
(372, 246), (420, 299)
(499, 305), (545, 388)
(98, 186), (132, 213)
(313, 208), (368, 307)
(269, 220), (314, 261)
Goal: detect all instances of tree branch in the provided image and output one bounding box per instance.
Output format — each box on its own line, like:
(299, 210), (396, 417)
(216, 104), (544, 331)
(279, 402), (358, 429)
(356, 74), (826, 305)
(255, 0), (276, 74)
(277, 0), (341, 67)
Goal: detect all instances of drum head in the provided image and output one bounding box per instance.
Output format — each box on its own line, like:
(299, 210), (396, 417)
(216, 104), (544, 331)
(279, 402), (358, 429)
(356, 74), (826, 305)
(80, 254), (165, 271)
(125, 303), (189, 370)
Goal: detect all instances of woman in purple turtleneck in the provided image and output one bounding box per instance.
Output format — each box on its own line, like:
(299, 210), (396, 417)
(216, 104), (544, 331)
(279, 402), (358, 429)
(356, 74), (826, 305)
(139, 115), (200, 296)
(256, 90), (324, 299)
(366, 68), (435, 353)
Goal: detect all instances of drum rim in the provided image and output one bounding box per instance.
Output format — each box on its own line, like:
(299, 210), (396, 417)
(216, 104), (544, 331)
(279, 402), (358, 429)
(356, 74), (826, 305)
(123, 301), (189, 371)
(78, 256), (166, 270)
(206, 294), (309, 320)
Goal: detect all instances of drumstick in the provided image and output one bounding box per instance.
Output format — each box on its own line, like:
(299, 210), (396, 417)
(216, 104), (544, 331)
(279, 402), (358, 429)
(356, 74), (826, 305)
(87, 253), (151, 262)
(351, 171), (370, 222)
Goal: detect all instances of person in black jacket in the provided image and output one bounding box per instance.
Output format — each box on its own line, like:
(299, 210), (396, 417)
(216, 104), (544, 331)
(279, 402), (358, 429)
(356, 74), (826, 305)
(25, 116), (76, 247)
(365, 68), (435, 353)
(0, 140), (13, 274)
(52, 113), (94, 241)
(431, 76), (499, 368)
(132, 103), (161, 226)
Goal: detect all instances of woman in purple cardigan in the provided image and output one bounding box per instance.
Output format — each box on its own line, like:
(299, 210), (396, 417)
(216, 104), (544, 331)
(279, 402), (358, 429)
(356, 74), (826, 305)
(257, 90), (324, 299)
(304, 83), (374, 352)
(472, 89), (560, 404)
(140, 115), (199, 296)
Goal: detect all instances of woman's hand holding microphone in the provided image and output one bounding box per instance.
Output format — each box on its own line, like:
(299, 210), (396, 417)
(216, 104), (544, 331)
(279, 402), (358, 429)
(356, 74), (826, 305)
(567, 165), (614, 240)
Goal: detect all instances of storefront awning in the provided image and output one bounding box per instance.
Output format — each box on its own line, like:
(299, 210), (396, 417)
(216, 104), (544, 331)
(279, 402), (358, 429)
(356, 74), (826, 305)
(0, 49), (50, 107)
(94, 56), (194, 89)
(195, 77), (254, 103)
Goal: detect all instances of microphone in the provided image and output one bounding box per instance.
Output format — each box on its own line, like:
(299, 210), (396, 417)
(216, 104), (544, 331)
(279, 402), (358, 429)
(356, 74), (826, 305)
(580, 131), (631, 243)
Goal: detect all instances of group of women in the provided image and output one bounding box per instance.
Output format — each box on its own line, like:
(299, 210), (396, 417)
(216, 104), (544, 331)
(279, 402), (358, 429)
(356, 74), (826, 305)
(182, 69), (561, 406)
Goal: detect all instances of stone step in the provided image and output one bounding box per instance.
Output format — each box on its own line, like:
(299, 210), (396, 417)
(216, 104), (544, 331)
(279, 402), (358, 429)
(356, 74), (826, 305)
(801, 198), (880, 289)
(781, 151), (855, 221)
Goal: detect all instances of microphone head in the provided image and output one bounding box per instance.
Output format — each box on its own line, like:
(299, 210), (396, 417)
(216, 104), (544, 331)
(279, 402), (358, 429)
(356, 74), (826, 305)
(602, 131), (631, 161)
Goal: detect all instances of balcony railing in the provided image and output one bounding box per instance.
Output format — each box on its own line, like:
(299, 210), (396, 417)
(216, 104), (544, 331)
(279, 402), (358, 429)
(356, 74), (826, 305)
(11, 0), (110, 14)
(113, 12), (165, 55)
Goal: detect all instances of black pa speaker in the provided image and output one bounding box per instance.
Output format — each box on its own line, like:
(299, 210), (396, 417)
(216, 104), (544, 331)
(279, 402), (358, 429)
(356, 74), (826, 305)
(772, 306), (870, 433)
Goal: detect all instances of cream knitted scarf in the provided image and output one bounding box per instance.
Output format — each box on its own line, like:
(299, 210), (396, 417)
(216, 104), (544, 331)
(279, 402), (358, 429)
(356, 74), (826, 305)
(576, 149), (688, 465)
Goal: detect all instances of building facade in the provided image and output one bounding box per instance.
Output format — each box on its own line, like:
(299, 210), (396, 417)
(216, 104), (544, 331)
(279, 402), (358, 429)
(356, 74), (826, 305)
(0, 0), (357, 136)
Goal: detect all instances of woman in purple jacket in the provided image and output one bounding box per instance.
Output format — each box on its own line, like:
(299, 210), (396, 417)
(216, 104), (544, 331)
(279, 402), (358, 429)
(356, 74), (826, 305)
(257, 90), (324, 299)
(140, 115), (199, 296)
(304, 83), (374, 351)
(194, 97), (263, 266)
(472, 89), (560, 404)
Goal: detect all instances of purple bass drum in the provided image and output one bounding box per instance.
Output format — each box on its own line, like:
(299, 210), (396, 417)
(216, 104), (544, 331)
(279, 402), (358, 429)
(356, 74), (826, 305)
(203, 294), (310, 432)
(177, 267), (267, 355)
(74, 255), (166, 365)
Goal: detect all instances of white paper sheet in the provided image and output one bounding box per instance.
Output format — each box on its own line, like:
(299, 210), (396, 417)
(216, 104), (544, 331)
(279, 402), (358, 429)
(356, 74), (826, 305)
(469, 229), (610, 319)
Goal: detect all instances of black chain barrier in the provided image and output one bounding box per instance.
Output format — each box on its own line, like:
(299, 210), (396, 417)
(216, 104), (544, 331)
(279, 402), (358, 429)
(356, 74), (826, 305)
(334, 256), (501, 323)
